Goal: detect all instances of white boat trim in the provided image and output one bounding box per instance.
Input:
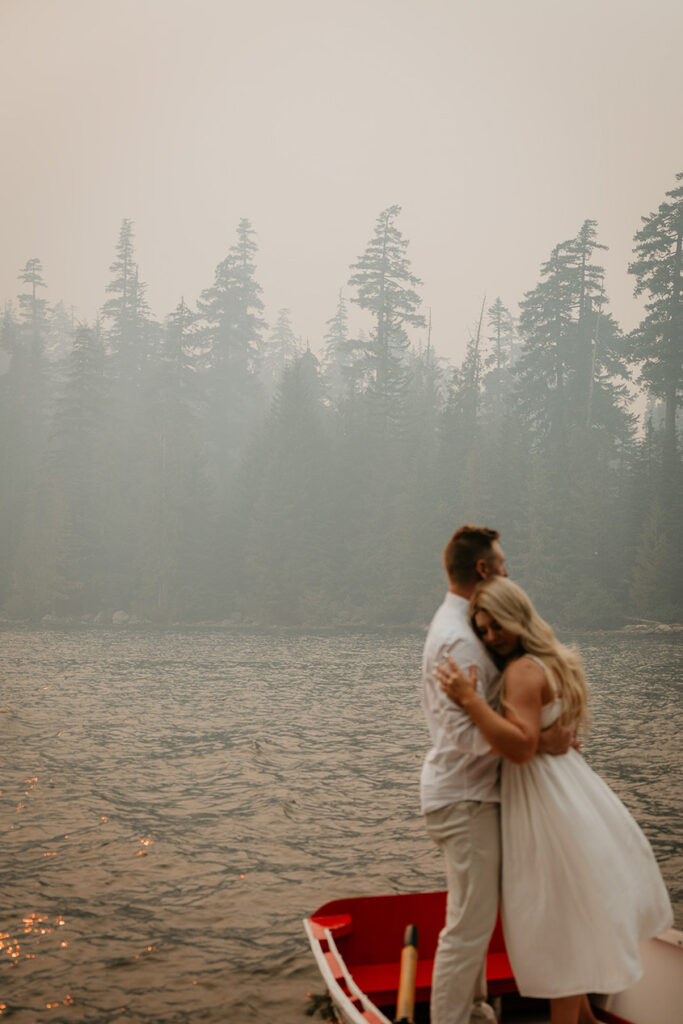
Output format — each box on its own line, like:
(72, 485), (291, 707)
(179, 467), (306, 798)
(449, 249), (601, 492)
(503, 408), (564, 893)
(303, 917), (393, 1024)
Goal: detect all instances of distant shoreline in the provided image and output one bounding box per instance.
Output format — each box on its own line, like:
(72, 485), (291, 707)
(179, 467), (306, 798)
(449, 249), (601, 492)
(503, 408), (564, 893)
(1, 615), (681, 636)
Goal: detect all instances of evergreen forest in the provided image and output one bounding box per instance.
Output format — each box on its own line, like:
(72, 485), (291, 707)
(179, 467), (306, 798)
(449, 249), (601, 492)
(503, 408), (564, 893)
(1, 176), (682, 630)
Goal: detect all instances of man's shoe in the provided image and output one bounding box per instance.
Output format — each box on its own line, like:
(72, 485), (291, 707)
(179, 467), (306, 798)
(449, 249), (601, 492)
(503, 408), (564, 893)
(469, 1000), (498, 1024)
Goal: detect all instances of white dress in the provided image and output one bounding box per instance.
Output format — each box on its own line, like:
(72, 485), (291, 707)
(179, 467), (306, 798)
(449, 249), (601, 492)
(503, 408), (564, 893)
(500, 656), (673, 998)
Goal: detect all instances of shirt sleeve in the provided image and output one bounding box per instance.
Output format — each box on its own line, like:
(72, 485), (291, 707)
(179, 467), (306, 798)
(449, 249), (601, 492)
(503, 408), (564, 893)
(429, 636), (495, 756)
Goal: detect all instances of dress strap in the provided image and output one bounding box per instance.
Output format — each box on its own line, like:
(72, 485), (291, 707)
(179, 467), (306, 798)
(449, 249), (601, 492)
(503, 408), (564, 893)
(522, 654), (558, 698)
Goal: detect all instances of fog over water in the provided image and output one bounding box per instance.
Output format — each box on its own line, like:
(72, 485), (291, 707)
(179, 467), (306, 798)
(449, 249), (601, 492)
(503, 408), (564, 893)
(1, 629), (681, 1023)
(1, 3), (681, 1021)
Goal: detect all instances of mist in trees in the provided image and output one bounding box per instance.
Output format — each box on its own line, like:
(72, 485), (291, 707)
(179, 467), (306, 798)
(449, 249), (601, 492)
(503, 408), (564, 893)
(1, 177), (681, 629)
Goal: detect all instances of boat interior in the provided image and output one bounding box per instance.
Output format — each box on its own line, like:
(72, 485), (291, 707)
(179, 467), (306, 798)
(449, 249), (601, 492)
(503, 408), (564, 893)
(304, 891), (682, 1024)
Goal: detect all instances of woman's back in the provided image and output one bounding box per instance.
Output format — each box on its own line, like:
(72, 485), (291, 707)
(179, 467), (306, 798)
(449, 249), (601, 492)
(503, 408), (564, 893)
(499, 668), (672, 999)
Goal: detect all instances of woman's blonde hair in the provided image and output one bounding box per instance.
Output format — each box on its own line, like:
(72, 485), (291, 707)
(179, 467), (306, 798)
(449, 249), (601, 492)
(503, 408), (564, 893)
(470, 577), (589, 730)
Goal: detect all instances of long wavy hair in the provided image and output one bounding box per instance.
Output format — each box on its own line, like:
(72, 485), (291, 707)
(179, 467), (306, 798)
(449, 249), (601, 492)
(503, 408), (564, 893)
(470, 577), (589, 730)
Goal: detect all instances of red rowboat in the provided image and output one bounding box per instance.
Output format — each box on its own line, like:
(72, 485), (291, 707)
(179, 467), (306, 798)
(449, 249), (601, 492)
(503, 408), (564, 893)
(303, 891), (683, 1024)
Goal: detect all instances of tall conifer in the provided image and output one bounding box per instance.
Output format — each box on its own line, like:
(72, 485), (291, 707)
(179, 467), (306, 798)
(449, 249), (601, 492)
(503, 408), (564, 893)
(628, 172), (683, 462)
(348, 205), (425, 427)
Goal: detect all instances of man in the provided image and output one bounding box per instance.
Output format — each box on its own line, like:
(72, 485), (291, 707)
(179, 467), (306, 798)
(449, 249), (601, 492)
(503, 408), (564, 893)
(421, 525), (569, 1024)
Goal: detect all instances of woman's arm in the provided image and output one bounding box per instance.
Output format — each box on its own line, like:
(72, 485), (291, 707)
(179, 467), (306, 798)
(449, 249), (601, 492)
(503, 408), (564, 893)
(435, 656), (544, 765)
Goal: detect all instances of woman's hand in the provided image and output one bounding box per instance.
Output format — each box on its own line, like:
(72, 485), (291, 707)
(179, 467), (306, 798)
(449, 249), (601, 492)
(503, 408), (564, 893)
(435, 656), (478, 708)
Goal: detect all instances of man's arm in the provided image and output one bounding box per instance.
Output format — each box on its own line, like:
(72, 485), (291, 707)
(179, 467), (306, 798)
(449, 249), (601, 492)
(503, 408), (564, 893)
(428, 638), (496, 757)
(537, 717), (578, 756)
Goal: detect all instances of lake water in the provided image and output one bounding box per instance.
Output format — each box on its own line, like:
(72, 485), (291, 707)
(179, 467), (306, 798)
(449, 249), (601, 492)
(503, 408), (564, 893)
(1, 628), (681, 1023)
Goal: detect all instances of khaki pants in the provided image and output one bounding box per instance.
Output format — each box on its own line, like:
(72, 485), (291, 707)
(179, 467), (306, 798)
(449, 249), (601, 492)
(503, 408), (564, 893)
(425, 800), (501, 1024)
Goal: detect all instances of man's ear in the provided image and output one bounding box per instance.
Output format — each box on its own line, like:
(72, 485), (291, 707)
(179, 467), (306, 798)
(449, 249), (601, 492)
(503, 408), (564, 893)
(475, 558), (490, 580)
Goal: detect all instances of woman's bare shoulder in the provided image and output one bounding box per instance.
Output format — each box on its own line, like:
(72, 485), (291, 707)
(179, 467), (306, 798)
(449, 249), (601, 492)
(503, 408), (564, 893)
(505, 655), (546, 689)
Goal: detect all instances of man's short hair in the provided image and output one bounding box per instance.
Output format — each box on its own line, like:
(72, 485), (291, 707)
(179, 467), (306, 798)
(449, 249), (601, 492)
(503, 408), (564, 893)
(443, 525), (500, 585)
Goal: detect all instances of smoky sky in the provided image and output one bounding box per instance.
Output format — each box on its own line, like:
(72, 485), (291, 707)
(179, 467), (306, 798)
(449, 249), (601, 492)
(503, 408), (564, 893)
(1, 0), (682, 362)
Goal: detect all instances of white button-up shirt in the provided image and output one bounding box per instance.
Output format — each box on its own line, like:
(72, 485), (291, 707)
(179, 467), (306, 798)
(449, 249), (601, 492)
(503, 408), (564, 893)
(420, 592), (501, 813)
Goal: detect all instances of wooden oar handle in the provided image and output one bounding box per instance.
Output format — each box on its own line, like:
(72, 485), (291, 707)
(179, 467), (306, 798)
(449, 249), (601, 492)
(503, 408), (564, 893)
(395, 924), (418, 1024)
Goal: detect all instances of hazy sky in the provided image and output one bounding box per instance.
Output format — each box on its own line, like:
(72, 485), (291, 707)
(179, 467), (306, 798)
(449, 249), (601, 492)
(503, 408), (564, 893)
(1, 0), (682, 363)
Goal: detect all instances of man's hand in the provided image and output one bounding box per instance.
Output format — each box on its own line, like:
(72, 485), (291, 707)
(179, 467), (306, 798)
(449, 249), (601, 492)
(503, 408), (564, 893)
(537, 717), (578, 756)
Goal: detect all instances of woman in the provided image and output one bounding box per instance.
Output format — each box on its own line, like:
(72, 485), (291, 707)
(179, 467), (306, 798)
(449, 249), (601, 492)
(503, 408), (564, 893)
(435, 576), (673, 1024)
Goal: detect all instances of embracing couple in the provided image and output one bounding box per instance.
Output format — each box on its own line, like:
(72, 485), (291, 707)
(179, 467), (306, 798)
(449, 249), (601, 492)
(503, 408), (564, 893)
(421, 526), (672, 1024)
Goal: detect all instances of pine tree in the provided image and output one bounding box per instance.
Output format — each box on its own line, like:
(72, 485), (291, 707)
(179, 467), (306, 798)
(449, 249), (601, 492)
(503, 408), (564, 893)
(454, 297), (487, 426)
(197, 218), (266, 486)
(198, 217), (265, 377)
(571, 220), (608, 425)
(99, 221), (160, 610)
(164, 297), (198, 377)
(102, 219), (156, 380)
(321, 289), (371, 405)
(47, 325), (108, 614)
(628, 172), (683, 462)
(17, 257), (49, 368)
(486, 297), (517, 371)
(511, 225), (637, 623)
(237, 351), (333, 624)
(0, 304), (22, 608)
(348, 205), (425, 427)
(404, 314), (444, 448)
(517, 222), (631, 444)
(0, 262), (56, 615)
(133, 299), (212, 619)
(46, 302), (77, 363)
(629, 500), (672, 620)
(627, 175), (683, 615)
(262, 307), (300, 396)
(480, 297), (518, 430)
(517, 239), (577, 444)
(0, 301), (19, 361)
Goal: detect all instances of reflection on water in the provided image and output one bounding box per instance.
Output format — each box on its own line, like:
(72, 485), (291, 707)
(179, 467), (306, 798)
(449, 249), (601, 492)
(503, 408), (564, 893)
(0, 629), (681, 1022)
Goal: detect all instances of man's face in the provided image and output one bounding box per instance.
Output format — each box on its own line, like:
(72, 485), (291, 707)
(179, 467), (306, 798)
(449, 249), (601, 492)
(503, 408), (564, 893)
(482, 540), (508, 580)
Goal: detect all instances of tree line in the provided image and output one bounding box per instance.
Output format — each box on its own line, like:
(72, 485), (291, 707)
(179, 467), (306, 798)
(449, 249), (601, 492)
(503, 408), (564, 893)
(1, 176), (681, 629)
